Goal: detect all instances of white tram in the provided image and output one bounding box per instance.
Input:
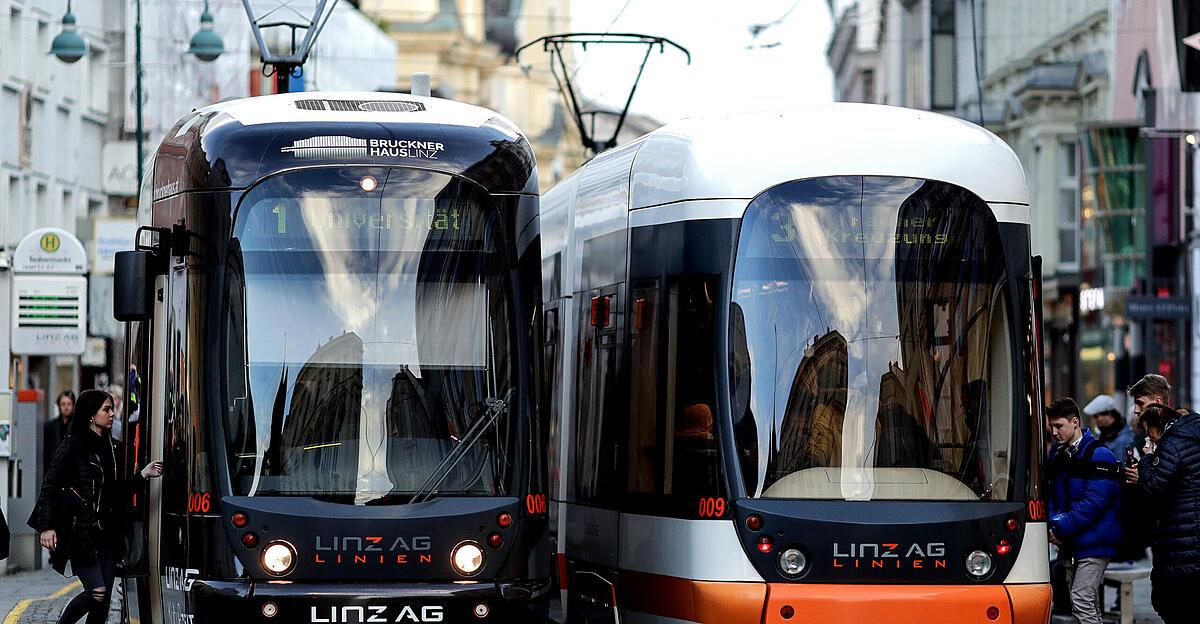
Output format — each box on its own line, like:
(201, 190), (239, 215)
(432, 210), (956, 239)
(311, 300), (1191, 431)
(541, 104), (1051, 624)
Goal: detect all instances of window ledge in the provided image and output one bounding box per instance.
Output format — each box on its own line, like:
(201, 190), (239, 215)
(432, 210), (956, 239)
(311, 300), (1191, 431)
(82, 109), (107, 125)
(2, 77), (24, 93)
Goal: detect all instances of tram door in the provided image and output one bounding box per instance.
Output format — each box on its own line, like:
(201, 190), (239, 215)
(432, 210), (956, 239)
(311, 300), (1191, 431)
(117, 260), (172, 624)
(158, 264), (195, 624)
(120, 316), (156, 624)
(568, 285), (624, 624)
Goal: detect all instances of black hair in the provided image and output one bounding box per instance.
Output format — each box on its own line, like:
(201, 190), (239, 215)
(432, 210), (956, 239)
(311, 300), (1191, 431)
(68, 389), (114, 438)
(57, 390), (75, 406)
(1046, 397), (1081, 423)
(1139, 403), (1179, 433)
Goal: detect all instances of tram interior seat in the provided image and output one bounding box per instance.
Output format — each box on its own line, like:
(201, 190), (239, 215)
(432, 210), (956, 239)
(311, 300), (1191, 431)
(761, 467), (977, 500)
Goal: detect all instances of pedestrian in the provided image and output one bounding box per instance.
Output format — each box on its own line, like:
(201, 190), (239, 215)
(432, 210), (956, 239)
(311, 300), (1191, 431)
(1122, 402), (1200, 624)
(107, 384), (124, 441)
(1128, 374), (1173, 457)
(1045, 398), (1123, 624)
(1083, 394), (1135, 457)
(26, 389), (163, 624)
(43, 390), (75, 469)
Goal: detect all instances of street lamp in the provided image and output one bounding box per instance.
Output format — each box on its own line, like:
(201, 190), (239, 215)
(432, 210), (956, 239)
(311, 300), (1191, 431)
(52, 1), (226, 190)
(50, 1), (87, 63)
(189, 1), (225, 63)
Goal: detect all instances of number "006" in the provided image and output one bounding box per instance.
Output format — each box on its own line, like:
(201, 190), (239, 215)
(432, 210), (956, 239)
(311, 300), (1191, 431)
(187, 492), (212, 513)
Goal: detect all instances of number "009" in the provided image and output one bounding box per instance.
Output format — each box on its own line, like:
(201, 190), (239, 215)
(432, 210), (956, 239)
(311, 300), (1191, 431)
(697, 497), (726, 518)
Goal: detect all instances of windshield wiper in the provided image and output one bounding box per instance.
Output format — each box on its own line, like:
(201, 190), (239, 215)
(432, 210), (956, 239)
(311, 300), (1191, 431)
(409, 391), (512, 504)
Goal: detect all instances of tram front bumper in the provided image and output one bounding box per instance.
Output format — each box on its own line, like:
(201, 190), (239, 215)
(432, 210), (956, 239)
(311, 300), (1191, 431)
(185, 578), (552, 623)
(762, 583), (1051, 624)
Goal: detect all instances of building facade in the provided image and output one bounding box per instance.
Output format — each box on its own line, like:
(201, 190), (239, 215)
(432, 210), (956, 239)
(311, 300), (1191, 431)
(0, 2), (400, 566)
(1, 0), (114, 410)
(828, 0), (1139, 407)
(1101, 0), (1200, 406)
(360, 0), (586, 188)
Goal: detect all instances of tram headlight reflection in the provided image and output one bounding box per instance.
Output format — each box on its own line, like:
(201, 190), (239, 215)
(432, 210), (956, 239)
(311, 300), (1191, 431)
(965, 550), (993, 578)
(451, 541), (485, 577)
(778, 548), (807, 577)
(261, 541), (297, 576)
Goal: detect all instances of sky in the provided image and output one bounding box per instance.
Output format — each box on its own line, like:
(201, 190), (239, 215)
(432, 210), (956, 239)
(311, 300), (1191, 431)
(566, 0), (836, 123)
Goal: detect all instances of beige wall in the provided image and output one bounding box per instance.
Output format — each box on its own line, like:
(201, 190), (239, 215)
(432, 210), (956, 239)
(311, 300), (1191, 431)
(362, 0), (584, 190)
(978, 1), (1109, 284)
(985, 0), (1108, 75)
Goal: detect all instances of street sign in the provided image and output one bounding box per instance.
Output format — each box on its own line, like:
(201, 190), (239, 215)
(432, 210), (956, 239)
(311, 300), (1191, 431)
(10, 228), (88, 355)
(12, 227), (87, 274)
(1126, 296), (1191, 319)
(10, 274), (88, 355)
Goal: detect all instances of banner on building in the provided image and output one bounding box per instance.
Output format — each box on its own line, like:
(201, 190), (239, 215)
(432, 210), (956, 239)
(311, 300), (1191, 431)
(102, 142), (139, 196)
(92, 219), (139, 274)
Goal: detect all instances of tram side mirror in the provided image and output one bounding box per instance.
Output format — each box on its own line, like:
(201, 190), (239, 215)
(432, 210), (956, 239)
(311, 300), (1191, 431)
(114, 250), (151, 322)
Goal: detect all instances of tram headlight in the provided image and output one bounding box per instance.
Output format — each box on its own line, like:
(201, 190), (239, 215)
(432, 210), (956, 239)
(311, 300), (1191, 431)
(965, 550), (993, 578)
(778, 548), (808, 577)
(261, 540), (297, 576)
(451, 541), (485, 577)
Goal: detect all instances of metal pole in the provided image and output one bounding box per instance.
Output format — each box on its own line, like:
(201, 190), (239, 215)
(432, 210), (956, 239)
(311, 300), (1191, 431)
(135, 0), (144, 190)
(275, 66), (289, 94)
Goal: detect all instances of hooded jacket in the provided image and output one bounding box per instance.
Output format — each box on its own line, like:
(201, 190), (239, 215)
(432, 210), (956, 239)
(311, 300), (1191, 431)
(1137, 412), (1200, 580)
(1097, 421), (1137, 460)
(1046, 429), (1123, 559)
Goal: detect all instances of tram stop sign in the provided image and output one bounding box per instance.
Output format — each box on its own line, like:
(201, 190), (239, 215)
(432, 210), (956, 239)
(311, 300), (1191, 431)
(10, 227), (88, 355)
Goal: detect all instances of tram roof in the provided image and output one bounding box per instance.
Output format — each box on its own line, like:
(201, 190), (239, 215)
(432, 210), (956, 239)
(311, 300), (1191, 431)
(196, 91), (502, 128)
(624, 104), (1029, 208)
(152, 92), (537, 198)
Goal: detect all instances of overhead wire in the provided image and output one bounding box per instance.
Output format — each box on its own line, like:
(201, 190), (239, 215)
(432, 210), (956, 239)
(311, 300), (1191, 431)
(970, 0), (985, 126)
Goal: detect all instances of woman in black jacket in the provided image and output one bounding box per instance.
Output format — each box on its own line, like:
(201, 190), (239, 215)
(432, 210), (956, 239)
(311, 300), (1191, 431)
(28, 389), (162, 624)
(1123, 403), (1200, 624)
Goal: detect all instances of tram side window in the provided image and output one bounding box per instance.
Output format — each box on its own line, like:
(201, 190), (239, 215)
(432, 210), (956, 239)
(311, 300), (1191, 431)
(625, 274), (725, 515)
(574, 288), (623, 503)
(543, 306), (561, 495)
(124, 320), (151, 504)
(224, 255), (256, 484)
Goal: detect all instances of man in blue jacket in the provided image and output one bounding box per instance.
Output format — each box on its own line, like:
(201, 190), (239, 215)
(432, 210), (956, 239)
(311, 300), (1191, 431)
(1046, 398), (1123, 624)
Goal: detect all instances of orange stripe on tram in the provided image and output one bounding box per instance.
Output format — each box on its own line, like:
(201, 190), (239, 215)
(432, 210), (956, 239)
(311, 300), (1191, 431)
(617, 569), (766, 624)
(1005, 583), (1052, 624)
(763, 584), (1031, 624)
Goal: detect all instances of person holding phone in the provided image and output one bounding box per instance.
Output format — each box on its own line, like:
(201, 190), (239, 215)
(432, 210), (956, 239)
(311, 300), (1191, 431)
(26, 389), (163, 624)
(1122, 402), (1200, 624)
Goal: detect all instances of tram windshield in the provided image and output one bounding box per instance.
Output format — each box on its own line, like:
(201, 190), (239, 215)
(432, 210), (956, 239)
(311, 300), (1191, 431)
(223, 168), (516, 503)
(730, 177), (1016, 502)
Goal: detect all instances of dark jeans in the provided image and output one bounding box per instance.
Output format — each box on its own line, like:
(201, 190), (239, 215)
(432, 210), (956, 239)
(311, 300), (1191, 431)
(1151, 572), (1197, 624)
(57, 540), (117, 624)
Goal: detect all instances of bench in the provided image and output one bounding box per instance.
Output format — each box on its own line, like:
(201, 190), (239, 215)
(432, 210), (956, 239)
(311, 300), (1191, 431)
(1102, 563), (1152, 624)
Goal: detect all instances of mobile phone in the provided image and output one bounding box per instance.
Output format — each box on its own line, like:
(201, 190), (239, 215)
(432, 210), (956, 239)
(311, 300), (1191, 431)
(1124, 445), (1138, 468)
